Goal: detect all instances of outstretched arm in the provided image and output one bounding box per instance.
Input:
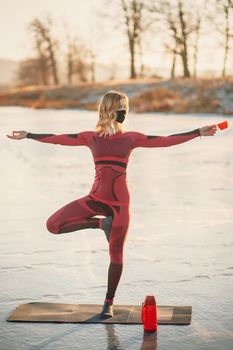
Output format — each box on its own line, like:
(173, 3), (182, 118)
(25, 132), (88, 146)
(7, 130), (91, 146)
(131, 125), (217, 148)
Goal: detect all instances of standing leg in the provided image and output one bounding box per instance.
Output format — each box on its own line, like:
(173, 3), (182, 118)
(100, 204), (130, 318)
(46, 194), (113, 234)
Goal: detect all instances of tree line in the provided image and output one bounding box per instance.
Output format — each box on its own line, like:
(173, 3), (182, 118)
(17, 0), (233, 86)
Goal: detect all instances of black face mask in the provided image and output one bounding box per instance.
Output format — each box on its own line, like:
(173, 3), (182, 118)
(116, 110), (126, 123)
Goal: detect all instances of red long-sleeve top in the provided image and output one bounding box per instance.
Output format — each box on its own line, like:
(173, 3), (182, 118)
(26, 129), (201, 205)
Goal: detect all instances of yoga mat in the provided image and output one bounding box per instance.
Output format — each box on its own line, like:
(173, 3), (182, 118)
(7, 302), (192, 325)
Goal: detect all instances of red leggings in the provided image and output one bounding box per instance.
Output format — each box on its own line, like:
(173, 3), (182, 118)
(46, 194), (130, 264)
(46, 194), (130, 300)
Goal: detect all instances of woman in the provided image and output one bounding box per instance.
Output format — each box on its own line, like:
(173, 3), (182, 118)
(7, 90), (217, 319)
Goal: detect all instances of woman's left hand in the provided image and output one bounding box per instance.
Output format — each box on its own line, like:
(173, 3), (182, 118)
(199, 125), (217, 136)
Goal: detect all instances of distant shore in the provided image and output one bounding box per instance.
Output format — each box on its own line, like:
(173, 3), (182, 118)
(0, 77), (233, 114)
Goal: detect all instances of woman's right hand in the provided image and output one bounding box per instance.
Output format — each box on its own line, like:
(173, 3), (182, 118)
(6, 130), (28, 140)
(199, 125), (217, 136)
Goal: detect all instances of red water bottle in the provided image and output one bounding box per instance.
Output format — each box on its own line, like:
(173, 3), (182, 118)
(141, 295), (158, 332)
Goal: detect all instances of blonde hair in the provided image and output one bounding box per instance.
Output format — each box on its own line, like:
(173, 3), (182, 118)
(95, 90), (129, 137)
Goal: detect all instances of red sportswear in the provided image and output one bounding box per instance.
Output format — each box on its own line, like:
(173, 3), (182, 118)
(26, 129), (201, 207)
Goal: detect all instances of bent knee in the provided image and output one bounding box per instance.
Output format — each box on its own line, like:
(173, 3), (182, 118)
(46, 219), (59, 234)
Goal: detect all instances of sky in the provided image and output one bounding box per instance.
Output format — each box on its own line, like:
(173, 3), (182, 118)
(0, 0), (99, 60)
(0, 0), (231, 77)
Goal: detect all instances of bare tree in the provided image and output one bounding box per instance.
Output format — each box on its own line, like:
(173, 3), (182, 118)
(66, 36), (91, 83)
(28, 15), (59, 85)
(98, 0), (154, 79)
(207, 0), (233, 77)
(219, 0), (233, 77)
(177, 0), (190, 77)
(163, 7), (179, 78)
(62, 17), (96, 84)
(193, 15), (201, 79)
(35, 36), (49, 85)
(150, 0), (203, 78)
(120, 0), (155, 79)
(170, 48), (177, 78)
(120, 0), (143, 78)
(222, 2), (231, 76)
(74, 48), (90, 82)
(65, 34), (79, 85)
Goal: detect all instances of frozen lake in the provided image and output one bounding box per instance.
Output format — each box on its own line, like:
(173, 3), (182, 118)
(1, 106), (233, 350)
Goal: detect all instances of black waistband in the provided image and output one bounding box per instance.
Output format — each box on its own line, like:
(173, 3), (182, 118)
(95, 160), (127, 169)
